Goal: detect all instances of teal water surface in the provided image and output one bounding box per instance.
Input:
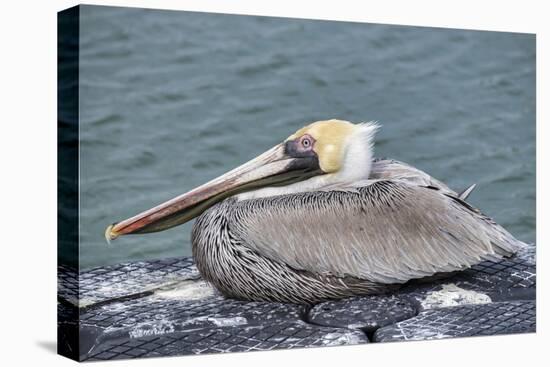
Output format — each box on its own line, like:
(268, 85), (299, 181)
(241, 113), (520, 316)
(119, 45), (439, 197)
(76, 5), (536, 270)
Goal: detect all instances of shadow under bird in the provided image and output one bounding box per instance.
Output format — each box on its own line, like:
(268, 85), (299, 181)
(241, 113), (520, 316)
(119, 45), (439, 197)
(106, 119), (526, 304)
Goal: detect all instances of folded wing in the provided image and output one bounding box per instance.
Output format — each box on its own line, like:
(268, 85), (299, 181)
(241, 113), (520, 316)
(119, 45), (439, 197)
(230, 180), (524, 284)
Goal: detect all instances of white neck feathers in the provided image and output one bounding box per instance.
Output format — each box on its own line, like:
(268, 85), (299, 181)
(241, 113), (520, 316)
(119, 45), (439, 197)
(337, 122), (378, 183)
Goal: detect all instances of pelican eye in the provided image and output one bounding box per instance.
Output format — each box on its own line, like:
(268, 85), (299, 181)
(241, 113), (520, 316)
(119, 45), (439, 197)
(302, 136), (312, 148)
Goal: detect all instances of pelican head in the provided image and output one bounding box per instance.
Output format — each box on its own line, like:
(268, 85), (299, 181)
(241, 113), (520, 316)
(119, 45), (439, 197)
(106, 119), (378, 241)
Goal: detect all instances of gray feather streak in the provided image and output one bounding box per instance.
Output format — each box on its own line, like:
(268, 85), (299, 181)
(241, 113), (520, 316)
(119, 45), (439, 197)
(458, 183), (477, 200)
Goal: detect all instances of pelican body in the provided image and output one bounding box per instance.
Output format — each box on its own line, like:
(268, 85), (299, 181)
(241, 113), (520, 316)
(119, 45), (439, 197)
(106, 120), (525, 304)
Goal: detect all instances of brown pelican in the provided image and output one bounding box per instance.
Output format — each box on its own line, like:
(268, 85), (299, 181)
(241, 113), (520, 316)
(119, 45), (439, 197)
(106, 119), (525, 304)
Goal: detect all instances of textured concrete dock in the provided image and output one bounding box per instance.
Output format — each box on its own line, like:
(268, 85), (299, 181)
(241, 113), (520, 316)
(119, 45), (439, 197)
(58, 245), (536, 361)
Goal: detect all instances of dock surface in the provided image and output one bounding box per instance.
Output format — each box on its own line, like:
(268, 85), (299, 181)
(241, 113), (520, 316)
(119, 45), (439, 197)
(58, 245), (536, 361)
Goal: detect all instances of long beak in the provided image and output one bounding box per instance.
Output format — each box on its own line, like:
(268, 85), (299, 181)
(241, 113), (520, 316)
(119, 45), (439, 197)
(105, 143), (320, 242)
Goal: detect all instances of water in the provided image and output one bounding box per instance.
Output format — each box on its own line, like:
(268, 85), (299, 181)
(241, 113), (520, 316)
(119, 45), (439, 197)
(75, 5), (535, 270)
